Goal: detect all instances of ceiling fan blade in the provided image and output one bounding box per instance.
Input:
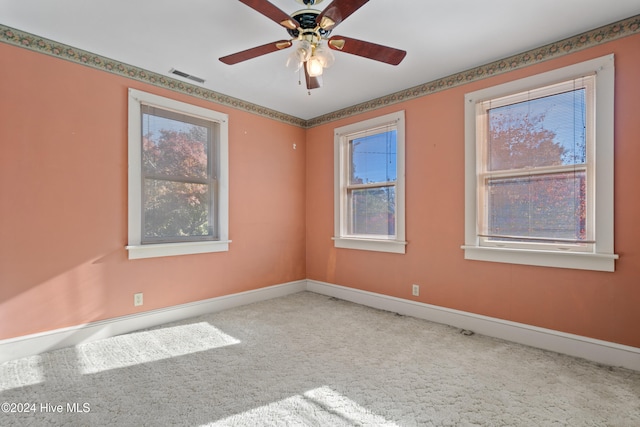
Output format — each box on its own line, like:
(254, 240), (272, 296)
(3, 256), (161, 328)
(316, 0), (369, 30)
(238, 0), (299, 30)
(328, 36), (406, 65)
(219, 40), (292, 65)
(304, 64), (322, 90)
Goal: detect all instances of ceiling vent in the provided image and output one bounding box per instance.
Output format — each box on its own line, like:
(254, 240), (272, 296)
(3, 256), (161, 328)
(169, 68), (205, 84)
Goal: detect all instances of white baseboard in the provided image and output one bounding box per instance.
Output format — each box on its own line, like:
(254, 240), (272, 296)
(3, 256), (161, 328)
(3, 278), (638, 371)
(306, 279), (640, 371)
(0, 280), (306, 364)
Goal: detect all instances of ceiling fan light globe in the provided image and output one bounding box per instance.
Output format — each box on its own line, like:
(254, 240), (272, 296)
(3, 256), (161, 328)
(306, 56), (324, 77)
(285, 54), (302, 71)
(296, 40), (312, 62)
(315, 45), (335, 68)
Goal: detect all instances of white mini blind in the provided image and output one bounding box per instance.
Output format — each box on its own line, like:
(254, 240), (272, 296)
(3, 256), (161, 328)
(477, 75), (595, 248)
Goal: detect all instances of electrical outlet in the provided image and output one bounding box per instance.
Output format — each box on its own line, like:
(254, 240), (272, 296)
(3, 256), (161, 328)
(134, 292), (143, 307)
(412, 284), (420, 296)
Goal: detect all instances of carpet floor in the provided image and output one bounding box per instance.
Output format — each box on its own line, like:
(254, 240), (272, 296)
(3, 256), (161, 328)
(1, 291), (639, 426)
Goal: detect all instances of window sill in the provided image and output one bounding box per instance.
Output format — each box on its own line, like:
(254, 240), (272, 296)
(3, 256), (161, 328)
(126, 240), (231, 260)
(333, 237), (407, 254)
(461, 245), (618, 272)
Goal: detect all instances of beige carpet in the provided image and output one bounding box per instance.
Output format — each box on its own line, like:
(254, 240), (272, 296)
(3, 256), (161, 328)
(1, 291), (639, 426)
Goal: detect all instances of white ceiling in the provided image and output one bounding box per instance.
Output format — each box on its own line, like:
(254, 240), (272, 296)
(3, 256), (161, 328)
(1, 0), (639, 120)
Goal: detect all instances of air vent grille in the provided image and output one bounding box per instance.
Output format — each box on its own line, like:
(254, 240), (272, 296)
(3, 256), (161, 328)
(169, 68), (205, 84)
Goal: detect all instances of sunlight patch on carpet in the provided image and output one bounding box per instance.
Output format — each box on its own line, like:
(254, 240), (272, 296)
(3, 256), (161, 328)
(76, 322), (240, 374)
(0, 355), (45, 391)
(204, 386), (398, 426)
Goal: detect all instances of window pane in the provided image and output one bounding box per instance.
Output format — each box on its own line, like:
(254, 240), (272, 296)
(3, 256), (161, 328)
(487, 172), (586, 241)
(349, 187), (395, 236)
(144, 179), (212, 240)
(488, 89), (586, 171)
(350, 131), (397, 184)
(142, 112), (209, 179)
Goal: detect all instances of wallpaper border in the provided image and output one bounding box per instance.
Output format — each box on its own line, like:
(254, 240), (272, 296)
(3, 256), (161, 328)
(0, 24), (307, 128)
(307, 14), (640, 127)
(2, 14), (639, 128)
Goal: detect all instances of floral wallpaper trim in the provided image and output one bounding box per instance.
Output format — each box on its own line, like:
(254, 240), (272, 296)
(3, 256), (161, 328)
(2, 14), (639, 129)
(0, 24), (307, 128)
(306, 14), (640, 128)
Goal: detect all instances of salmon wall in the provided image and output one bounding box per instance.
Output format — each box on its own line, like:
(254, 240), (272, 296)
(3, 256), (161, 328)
(0, 42), (307, 340)
(306, 34), (640, 348)
(2, 32), (639, 349)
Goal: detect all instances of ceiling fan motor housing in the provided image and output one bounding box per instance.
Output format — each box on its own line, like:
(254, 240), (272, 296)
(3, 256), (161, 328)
(296, 0), (323, 6)
(287, 10), (331, 40)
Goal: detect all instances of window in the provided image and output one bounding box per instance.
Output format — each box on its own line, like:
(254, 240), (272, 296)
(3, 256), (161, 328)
(463, 55), (618, 271)
(334, 111), (406, 253)
(127, 89), (229, 259)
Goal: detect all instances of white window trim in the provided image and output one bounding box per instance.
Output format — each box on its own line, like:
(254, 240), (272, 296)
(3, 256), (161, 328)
(462, 54), (618, 272)
(333, 110), (407, 254)
(126, 88), (230, 259)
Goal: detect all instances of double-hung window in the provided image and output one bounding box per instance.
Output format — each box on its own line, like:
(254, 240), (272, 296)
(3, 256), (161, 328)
(334, 111), (406, 254)
(463, 55), (617, 271)
(127, 89), (229, 259)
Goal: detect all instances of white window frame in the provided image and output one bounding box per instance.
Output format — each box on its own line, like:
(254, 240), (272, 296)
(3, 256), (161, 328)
(333, 110), (406, 254)
(462, 55), (618, 271)
(126, 88), (230, 259)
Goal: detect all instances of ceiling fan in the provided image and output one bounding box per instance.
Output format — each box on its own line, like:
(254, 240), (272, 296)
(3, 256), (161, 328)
(219, 0), (407, 90)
